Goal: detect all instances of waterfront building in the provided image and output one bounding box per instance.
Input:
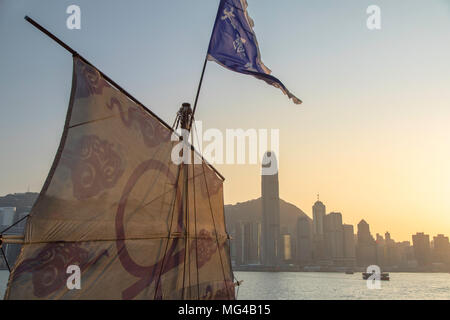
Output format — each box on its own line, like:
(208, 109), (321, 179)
(356, 219), (377, 267)
(343, 224), (356, 265)
(297, 216), (313, 264)
(397, 241), (414, 268)
(261, 151), (281, 266)
(384, 232), (400, 267)
(312, 198), (325, 239)
(323, 212), (344, 265)
(231, 222), (244, 266)
(0, 207), (27, 269)
(412, 232), (431, 267)
(0, 207), (16, 227)
(376, 233), (386, 267)
(282, 233), (292, 262)
(243, 222), (261, 264)
(432, 234), (449, 264)
(312, 198), (326, 261)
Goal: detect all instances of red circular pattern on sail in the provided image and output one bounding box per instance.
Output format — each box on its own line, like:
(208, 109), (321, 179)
(139, 115), (171, 148)
(13, 243), (108, 298)
(195, 229), (219, 268)
(75, 60), (108, 98)
(115, 159), (184, 299)
(115, 160), (225, 299)
(115, 159), (176, 274)
(106, 97), (171, 149)
(65, 135), (124, 200)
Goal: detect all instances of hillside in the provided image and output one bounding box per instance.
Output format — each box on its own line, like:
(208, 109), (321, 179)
(0, 192), (39, 214)
(225, 197), (311, 237)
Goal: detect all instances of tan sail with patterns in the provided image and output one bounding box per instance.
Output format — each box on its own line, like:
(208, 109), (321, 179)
(5, 57), (234, 300)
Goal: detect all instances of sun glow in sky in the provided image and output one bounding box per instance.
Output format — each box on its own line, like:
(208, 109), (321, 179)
(1, 0), (449, 241)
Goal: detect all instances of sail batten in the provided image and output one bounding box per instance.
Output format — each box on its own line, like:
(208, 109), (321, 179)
(5, 57), (234, 300)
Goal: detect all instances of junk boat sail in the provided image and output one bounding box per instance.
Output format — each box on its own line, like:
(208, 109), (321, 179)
(1, 0), (301, 299)
(1, 19), (235, 300)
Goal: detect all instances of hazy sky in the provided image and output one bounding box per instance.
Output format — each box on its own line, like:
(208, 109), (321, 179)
(1, 0), (449, 241)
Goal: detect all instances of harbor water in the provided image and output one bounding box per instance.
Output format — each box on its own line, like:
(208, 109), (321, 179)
(1, 270), (449, 299)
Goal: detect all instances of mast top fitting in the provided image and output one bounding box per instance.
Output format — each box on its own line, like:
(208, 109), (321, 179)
(177, 102), (193, 130)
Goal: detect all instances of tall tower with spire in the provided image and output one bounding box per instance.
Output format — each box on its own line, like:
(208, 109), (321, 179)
(312, 195), (326, 261)
(312, 195), (326, 239)
(261, 151), (280, 266)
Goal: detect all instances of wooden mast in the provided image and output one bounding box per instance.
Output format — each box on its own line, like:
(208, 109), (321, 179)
(178, 103), (193, 299)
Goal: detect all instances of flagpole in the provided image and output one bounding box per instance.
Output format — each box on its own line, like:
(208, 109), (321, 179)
(188, 0), (223, 130)
(182, 2), (222, 299)
(190, 56), (208, 128)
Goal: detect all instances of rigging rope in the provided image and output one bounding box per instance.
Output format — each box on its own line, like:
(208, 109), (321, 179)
(201, 161), (231, 299)
(181, 162), (189, 299)
(192, 118), (235, 300)
(0, 214), (29, 234)
(0, 246), (11, 272)
(0, 213), (29, 274)
(191, 118), (201, 299)
(153, 164), (183, 299)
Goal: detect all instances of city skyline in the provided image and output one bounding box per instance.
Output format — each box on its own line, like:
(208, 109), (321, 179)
(2, 190), (449, 272)
(2, 188), (442, 244)
(226, 155), (450, 272)
(1, 0), (450, 242)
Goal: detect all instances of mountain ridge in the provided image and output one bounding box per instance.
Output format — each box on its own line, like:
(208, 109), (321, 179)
(225, 197), (311, 237)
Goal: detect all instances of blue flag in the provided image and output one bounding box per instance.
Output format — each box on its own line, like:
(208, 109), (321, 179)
(207, 0), (302, 104)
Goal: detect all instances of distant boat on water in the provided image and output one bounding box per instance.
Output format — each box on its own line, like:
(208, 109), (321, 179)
(362, 272), (390, 281)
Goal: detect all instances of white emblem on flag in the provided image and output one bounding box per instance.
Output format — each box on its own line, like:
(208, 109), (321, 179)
(233, 35), (247, 57)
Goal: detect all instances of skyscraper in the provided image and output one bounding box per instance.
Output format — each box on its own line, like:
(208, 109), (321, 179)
(343, 224), (356, 265)
(297, 216), (313, 264)
(312, 197), (326, 261)
(433, 234), (450, 264)
(312, 198), (325, 239)
(282, 234), (292, 262)
(412, 232), (431, 267)
(375, 233), (386, 267)
(398, 241), (414, 268)
(261, 151), (280, 266)
(231, 222), (244, 266)
(324, 212), (344, 264)
(384, 231), (400, 267)
(243, 222), (261, 264)
(356, 219), (377, 267)
(0, 207), (26, 269)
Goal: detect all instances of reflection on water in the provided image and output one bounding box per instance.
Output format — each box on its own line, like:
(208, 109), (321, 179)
(1, 270), (450, 299)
